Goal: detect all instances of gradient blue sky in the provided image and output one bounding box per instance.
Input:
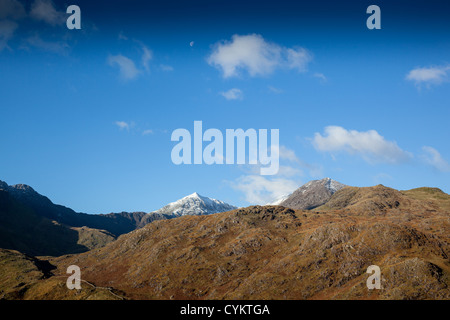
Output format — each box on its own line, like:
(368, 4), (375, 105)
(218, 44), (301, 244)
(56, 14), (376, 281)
(1, 0), (449, 213)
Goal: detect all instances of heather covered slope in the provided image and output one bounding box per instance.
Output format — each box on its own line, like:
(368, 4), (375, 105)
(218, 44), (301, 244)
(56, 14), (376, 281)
(2, 184), (449, 300)
(401, 187), (450, 212)
(315, 185), (447, 215)
(0, 248), (121, 300)
(50, 189), (449, 300)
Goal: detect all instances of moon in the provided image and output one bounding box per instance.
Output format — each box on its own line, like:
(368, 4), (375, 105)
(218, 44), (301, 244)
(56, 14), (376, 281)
(189, 41), (194, 47)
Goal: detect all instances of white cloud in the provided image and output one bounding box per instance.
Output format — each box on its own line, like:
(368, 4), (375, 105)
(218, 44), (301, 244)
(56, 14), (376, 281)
(142, 129), (153, 135)
(313, 72), (327, 82)
(0, 0), (25, 20)
(108, 40), (153, 80)
(229, 146), (324, 204)
(141, 45), (152, 72)
(312, 126), (412, 164)
(160, 64), (173, 71)
(115, 121), (130, 130)
(25, 34), (69, 55)
(220, 88), (243, 100)
(406, 65), (449, 87)
(286, 47), (311, 72)
(207, 34), (312, 78)
(30, 0), (66, 26)
(108, 54), (141, 80)
(373, 173), (393, 184)
(279, 145), (323, 177)
(0, 20), (17, 51)
(421, 146), (450, 172)
(276, 165), (303, 178)
(279, 145), (300, 163)
(232, 175), (299, 205)
(268, 86), (283, 94)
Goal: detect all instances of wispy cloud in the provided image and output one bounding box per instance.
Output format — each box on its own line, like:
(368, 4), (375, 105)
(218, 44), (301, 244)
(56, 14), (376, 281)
(406, 65), (449, 88)
(160, 64), (174, 71)
(108, 37), (154, 80)
(142, 129), (153, 136)
(141, 45), (152, 72)
(115, 121), (131, 130)
(118, 31), (128, 41)
(0, 0), (26, 20)
(312, 126), (412, 164)
(229, 146), (323, 204)
(279, 145), (323, 178)
(0, 20), (17, 51)
(313, 72), (327, 83)
(0, 0), (25, 51)
(285, 47), (311, 72)
(207, 34), (312, 78)
(231, 175), (299, 205)
(279, 145), (300, 163)
(25, 34), (69, 55)
(30, 0), (66, 26)
(220, 88), (243, 100)
(268, 86), (283, 94)
(115, 121), (156, 136)
(421, 146), (450, 172)
(108, 54), (141, 80)
(0, 1), (74, 53)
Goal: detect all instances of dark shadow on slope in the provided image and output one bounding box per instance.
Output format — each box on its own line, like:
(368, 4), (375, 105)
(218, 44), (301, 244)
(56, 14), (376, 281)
(0, 190), (90, 256)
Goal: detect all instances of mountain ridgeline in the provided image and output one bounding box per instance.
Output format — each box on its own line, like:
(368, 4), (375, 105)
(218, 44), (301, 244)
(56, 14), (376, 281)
(1, 178), (450, 300)
(0, 180), (236, 256)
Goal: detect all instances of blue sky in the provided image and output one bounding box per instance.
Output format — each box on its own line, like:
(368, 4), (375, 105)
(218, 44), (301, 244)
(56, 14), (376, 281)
(1, 0), (449, 213)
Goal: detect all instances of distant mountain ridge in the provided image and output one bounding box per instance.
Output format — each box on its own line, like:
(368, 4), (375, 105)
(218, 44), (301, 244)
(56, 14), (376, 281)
(278, 178), (347, 210)
(0, 180), (238, 256)
(0, 180), (146, 236)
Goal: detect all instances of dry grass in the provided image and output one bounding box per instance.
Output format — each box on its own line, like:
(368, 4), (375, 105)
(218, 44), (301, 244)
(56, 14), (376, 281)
(2, 185), (449, 300)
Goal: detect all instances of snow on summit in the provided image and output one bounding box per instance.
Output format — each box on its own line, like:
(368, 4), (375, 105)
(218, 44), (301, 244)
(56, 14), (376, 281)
(150, 192), (237, 217)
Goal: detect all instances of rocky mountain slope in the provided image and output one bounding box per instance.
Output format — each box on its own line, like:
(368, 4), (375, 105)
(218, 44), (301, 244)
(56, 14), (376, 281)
(279, 178), (347, 210)
(9, 184), (446, 300)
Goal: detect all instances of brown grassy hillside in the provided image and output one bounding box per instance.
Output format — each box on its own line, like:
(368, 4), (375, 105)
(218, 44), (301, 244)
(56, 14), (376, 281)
(2, 185), (449, 300)
(48, 185), (450, 300)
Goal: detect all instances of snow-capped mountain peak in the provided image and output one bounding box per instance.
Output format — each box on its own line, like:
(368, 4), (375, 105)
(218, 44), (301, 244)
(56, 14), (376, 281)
(150, 192), (237, 217)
